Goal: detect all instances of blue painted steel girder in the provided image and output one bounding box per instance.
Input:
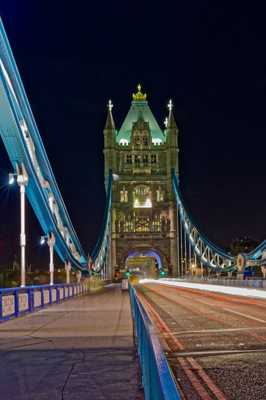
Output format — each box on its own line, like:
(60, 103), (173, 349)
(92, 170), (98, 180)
(0, 18), (87, 271)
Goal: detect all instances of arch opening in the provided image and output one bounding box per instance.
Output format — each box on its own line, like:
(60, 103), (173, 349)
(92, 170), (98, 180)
(125, 249), (163, 279)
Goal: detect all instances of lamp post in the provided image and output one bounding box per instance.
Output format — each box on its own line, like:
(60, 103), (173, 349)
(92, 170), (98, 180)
(65, 261), (71, 284)
(9, 167), (29, 287)
(40, 233), (55, 285)
(76, 270), (82, 283)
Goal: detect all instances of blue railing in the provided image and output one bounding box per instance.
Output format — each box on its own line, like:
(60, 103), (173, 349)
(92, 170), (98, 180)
(0, 282), (88, 322)
(129, 284), (181, 400)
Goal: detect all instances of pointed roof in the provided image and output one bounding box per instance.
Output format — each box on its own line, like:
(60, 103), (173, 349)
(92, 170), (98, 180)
(116, 85), (165, 144)
(104, 100), (115, 130)
(167, 99), (177, 129)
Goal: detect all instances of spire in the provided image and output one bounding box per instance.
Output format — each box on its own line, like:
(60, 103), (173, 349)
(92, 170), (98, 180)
(104, 99), (115, 130)
(167, 99), (177, 129)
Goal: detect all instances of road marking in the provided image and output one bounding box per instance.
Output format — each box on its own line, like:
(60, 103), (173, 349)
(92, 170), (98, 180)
(139, 291), (227, 400)
(187, 357), (227, 400)
(173, 348), (266, 357)
(171, 327), (266, 335)
(223, 308), (266, 324)
(178, 356), (213, 400)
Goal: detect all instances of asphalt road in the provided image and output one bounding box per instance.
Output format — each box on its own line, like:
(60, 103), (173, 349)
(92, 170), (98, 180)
(138, 282), (266, 400)
(0, 285), (143, 400)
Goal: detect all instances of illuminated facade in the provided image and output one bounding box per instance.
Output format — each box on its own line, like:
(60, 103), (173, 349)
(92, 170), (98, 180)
(103, 86), (179, 276)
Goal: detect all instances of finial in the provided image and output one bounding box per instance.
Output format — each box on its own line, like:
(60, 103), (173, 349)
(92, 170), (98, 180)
(132, 84), (147, 101)
(108, 99), (113, 112)
(164, 117), (168, 128)
(168, 99), (173, 112)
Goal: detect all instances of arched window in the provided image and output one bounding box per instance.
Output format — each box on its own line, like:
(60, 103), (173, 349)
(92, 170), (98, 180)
(156, 187), (164, 202)
(133, 185), (152, 208)
(120, 186), (128, 202)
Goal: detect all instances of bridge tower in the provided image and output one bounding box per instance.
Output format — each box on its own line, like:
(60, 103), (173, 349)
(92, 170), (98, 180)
(103, 86), (179, 278)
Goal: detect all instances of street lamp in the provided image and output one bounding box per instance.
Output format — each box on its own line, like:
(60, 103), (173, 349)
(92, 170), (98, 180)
(65, 261), (71, 284)
(40, 233), (56, 285)
(9, 166), (29, 287)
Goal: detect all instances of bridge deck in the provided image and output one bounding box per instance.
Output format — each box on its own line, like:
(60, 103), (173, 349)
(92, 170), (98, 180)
(0, 284), (142, 400)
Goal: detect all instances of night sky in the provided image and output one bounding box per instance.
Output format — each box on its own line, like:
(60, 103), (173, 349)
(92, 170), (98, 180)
(0, 2), (266, 267)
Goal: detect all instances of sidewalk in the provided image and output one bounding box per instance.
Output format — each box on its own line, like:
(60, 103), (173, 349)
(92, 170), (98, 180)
(0, 284), (143, 400)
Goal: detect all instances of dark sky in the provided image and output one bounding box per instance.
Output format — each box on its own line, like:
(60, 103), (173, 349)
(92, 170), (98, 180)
(0, 1), (266, 266)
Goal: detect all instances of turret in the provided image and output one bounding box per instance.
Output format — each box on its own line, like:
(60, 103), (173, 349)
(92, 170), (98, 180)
(103, 100), (116, 188)
(166, 99), (178, 147)
(104, 99), (116, 147)
(166, 99), (179, 176)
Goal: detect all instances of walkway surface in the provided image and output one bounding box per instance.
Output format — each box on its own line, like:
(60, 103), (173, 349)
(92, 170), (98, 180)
(0, 284), (142, 400)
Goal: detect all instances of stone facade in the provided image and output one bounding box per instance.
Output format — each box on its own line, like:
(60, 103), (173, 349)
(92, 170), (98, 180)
(103, 87), (179, 277)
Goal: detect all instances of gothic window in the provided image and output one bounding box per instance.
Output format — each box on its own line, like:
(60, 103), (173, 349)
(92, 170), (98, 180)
(134, 154), (141, 167)
(152, 215), (161, 232)
(133, 185), (152, 208)
(135, 217), (150, 232)
(151, 154), (157, 164)
(143, 154), (149, 166)
(120, 187), (128, 202)
(126, 154), (132, 164)
(156, 187), (164, 202)
(143, 136), (148, 146)
(134, 136), (141, 145)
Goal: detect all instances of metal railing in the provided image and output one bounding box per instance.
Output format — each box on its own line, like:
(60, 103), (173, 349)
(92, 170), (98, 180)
(129, 284), (181, 400)
(0, 282), (88, 322)
(183, 276), (266, 289)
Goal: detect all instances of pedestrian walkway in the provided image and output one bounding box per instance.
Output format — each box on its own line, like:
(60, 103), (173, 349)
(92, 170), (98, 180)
(0, 284), (143, 400)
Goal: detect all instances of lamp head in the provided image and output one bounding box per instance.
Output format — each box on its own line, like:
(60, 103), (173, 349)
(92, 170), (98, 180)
(8, 173), (15, 185)
(40, 236), (46, 245)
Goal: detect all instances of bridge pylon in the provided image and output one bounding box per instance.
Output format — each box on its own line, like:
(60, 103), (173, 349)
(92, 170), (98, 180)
(103, 86), (180, 278)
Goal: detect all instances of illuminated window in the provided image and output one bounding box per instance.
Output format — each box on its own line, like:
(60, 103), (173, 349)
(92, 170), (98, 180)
(120, 187), (128, 202)
(126, 154), (132, 164)
(152, 138), (162, 145)
(133, 185), (152, 208)
(156, 187), (164, 202)
(151, 154), (157, 164)
(135, 217), (150, 232)
(119, 139), (129, 146)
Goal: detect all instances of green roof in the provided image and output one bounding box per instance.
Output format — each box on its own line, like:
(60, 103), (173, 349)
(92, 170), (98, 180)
(116, 100), (165, 144)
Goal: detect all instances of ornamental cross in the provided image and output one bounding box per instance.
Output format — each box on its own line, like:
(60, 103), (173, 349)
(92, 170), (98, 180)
(108, 99), (113, 111)
(164, 117), (168, 128)
(168, 99), (173, 112)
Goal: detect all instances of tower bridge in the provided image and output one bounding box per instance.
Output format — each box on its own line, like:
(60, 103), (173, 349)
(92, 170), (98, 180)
(0, 17), (264, 281)
(1, 17), (266, 400)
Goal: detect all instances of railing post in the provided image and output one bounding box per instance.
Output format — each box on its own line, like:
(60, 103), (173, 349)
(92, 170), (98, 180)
(0, 292), (2, 320)
(41, 287), (44, 308)
(49, 286), (52, 304)
(28, 287), (34, 312)
(56, 286), (60, 303)
(14, 289), (19, 317)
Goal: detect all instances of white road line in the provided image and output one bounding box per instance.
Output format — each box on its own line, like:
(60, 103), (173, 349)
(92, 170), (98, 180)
(171, 326), (266, 335)
(223, 308), (266, 324)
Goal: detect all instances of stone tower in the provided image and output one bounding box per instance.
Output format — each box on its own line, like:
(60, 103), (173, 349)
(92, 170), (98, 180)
(103, 86), (179, 278)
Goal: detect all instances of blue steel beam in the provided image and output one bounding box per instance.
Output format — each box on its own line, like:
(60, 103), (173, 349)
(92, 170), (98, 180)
(172, 171), (266, 269)
(0, 18), (87, 271)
